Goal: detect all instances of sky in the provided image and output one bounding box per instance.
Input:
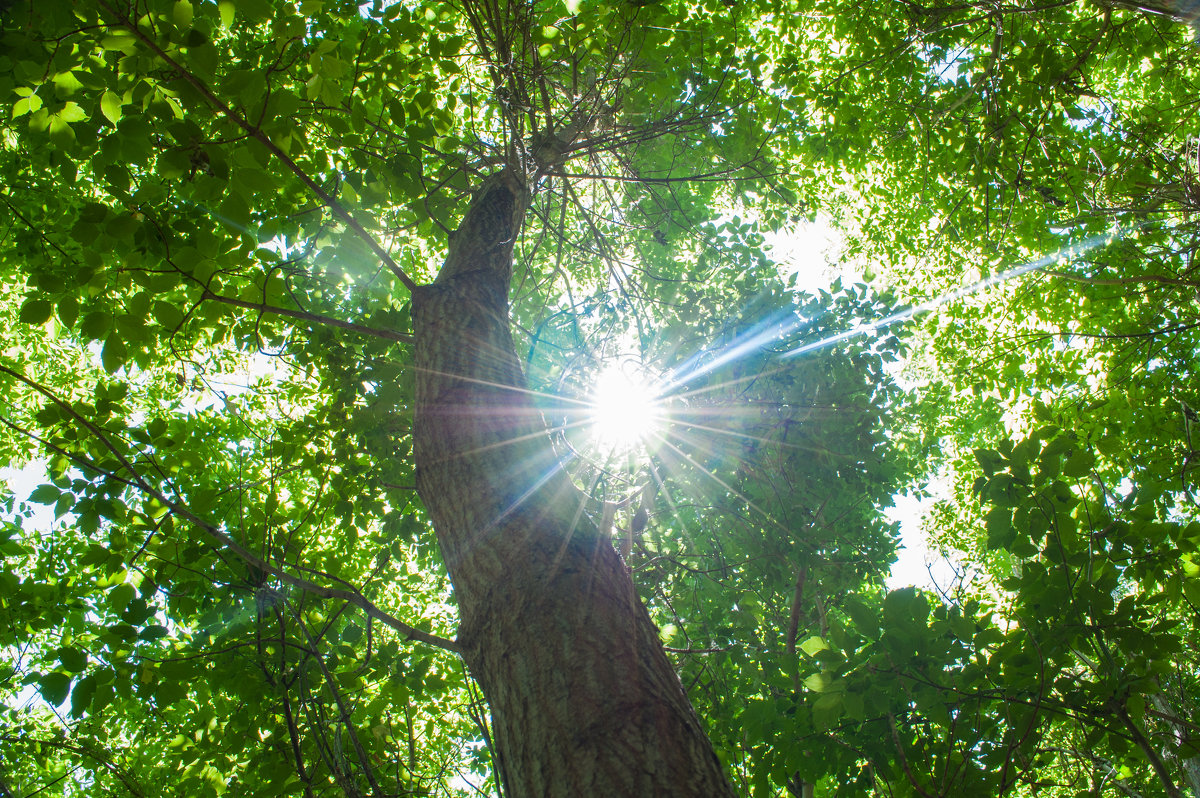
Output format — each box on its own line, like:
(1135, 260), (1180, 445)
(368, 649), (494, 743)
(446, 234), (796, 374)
(884, 491), (957, 591)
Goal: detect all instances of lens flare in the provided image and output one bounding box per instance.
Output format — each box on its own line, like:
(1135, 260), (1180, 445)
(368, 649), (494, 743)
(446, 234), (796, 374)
(589, 364), (663, 452)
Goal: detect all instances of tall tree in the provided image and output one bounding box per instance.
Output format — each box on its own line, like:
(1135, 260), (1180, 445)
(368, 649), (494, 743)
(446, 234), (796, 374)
(0, 0), (807, 795)
(6, 0), (1200, 796)
(409, 171), (735, 793)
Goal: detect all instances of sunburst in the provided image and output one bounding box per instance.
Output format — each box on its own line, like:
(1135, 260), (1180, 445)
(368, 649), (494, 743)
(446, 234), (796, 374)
(587, 362), (664, 454)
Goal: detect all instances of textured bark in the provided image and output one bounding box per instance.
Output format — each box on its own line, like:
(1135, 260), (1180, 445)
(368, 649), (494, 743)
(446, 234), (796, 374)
(411, 170), (736, 797)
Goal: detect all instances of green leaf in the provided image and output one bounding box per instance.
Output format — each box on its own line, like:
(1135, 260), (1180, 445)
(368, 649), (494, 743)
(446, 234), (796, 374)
(1063, 449), (1095, 479)
(38, 672), (71, 706)
(148, 416), (168, 439)
(80, 310), (113, 340)
(29, 484), (61, 504)
(140, 624), (170, 640)
(842, 691), (865, 721)
(101, 32), (137, 53)
(48, 115), (75, 147)
(57, 295), (79, 328)
(59, 646), (88, 672)
(54, 493), (75, 519)
(109, 582), (136, 614)
(974, 448), (1004, 477)
(173, 0), (194, 29)
(100, 90), (123, 125)
(985, 508), (1016, 551)
(813, 692), (842, 712)
(799, 635), (829, 657)
(154, 678), (188, 707)
(92, 682), (115, 714)
(52, 72), (84, 97)
(842, 596), (879, 635)
(13, 92), (42, 118)
(18, 297), (53, 325)
(803, 673), (829, 692)
(58, 101), (86, 123)
(71, 674), (97, 717)
(101, 335), (127, 373)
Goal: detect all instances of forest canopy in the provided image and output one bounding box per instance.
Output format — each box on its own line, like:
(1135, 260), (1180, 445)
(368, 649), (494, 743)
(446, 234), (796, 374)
(2, 0), (1199, 796)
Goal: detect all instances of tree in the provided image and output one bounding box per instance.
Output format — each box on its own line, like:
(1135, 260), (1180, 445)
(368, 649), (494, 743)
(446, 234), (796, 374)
(5, 0), (1200, 796)
(783, 2), (1200, 794)
(0, 0), (817, 795)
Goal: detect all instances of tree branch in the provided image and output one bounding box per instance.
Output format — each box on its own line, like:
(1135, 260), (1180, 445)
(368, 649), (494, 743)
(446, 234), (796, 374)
(0, 364), (459, 655)
(202, 290), (413, 344)
(1115, 701), (1184, 798)
(95, 0), (420, 295)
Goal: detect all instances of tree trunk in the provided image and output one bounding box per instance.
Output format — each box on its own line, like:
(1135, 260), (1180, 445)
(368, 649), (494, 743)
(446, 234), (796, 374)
(1151, 692), (1200, 798)
(411, 169), (737, 797)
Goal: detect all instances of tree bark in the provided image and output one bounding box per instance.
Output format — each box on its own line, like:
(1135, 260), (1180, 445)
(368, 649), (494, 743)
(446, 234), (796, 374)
(411, 169), (737, 797)
(1151, 692), (1200, 798)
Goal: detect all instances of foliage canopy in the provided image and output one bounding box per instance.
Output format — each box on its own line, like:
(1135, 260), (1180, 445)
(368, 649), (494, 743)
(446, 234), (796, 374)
(2, 0), (1200, 796)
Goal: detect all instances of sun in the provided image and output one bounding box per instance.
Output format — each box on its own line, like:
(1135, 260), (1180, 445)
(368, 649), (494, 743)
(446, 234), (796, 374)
(588, 363), (664, 452)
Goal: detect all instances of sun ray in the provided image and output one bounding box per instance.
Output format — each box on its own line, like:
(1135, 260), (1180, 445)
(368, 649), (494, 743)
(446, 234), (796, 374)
(414, 364), (595, 409)
(659, 229), (1124, 402)
(639, 458), (706, 563)
(532, 228), (1136, 584)
(662, 414), (818, 452)
(660, 311), (796, 392)
(782, 230), (1119, 359)
(478, 451), (578, 533)
(649, 434), (791, 538)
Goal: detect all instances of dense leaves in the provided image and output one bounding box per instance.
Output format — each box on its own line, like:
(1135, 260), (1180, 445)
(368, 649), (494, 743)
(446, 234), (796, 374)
(2, 0), (1199, 796)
